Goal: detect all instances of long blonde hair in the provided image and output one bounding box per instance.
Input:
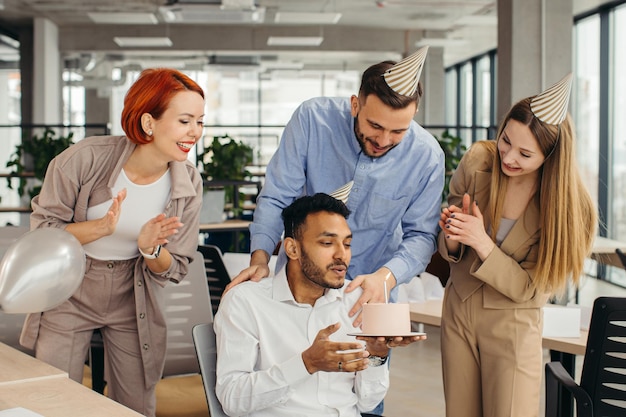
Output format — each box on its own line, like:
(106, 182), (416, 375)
(489, 98), (597, 296)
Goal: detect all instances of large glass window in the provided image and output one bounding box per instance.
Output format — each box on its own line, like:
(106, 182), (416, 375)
(475, 55), (492, 141)
(459, 62), (473, 146)
(613, 4), (626, 242)
(574, 16), (600, 206)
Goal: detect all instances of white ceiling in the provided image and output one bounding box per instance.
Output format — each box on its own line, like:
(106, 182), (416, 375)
(0, 0), (614, 76)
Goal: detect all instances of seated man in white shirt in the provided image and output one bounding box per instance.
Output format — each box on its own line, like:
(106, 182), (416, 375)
(214, 193), (426, 417)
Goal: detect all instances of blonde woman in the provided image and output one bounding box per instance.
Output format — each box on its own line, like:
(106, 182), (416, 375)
(438, 74), (597, 417)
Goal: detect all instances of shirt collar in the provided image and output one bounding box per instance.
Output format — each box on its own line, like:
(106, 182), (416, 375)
(273, 267), (345, 306)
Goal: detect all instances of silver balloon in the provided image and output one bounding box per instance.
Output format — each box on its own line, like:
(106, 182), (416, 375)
(0, 228), (86, 314)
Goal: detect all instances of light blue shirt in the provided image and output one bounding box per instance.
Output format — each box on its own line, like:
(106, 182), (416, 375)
(250, 97), (445, 300)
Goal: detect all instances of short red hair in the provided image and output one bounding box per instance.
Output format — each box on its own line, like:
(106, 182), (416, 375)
(121, 68), (205, 144)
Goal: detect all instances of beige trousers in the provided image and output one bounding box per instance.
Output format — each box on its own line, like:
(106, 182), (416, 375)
(441, 283), (543, 417)
(35, 257), (156, 417)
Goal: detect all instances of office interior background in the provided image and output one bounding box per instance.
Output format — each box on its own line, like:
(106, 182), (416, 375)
(0, 0), (624, 286)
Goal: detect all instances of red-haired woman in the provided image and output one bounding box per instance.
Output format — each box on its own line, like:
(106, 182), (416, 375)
(20, 68), (205, 416)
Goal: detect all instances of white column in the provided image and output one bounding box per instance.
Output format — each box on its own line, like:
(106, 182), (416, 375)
(33, 18), (61, 124)
(496, 0), (573, 120)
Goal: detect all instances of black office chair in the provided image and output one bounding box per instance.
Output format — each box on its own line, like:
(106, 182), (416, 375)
(197, 244), (232, 316)
(545, 296), (626, 417)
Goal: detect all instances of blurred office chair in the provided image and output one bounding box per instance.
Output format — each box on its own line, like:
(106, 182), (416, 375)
(192, 322), (228, 417)
(545, 296), (626, 417)
(90, 250), (212, 391)
(616, 248), (626, 270)
(161, 250), (213, 377)
(197, 244), (231, 316)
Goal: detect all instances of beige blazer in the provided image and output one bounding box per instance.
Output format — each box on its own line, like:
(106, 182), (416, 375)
(438, 140), (550, 309)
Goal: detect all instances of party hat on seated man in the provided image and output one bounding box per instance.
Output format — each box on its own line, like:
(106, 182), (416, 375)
(329, 181), (354, 204)
(530, 73), (573, 125)
(383, 46), (429, 96)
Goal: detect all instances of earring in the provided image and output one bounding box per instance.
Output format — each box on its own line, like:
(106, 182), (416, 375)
(147, 130), (153, 136)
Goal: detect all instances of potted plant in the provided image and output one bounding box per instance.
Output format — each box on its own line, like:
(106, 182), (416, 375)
(6, 128), (75, 201)
(198, 134), (254, 223)
(434, 130), (466, 204)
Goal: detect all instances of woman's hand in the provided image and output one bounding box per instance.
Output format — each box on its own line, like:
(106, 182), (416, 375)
(137, 213), (183, 254)
(443, 199), (495, 260)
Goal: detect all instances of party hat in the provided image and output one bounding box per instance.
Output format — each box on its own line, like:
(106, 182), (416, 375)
(383, 46), (429, 96)
(329, 181), (354, 204)
(530, 73), (573, 125)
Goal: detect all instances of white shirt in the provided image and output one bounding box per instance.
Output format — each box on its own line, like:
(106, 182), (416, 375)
(83, 169), (170, 260)
(214, 269), (389, 417)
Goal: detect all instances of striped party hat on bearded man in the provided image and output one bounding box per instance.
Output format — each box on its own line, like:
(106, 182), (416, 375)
(530, 73), (573, 125)
(383, 46), (429, 96)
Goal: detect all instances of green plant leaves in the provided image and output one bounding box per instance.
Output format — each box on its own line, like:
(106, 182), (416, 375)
(434, 130), (467, 203)
(6, 128), (75, 199)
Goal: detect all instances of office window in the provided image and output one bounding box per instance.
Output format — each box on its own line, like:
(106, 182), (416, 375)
(574, 16), (600, 206)
(475, 55), (492, 141)
(459, 62), (473, 146)
(445, 68), (458, 136)
(613, 4), (626, 241)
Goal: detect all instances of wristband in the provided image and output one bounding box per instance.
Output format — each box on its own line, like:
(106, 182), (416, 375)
(139, 244), (161, 259)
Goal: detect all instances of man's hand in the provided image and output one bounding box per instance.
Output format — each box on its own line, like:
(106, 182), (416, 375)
(356, 334), (428, 357)
(301, 323), (369, 374)
(224, 250), (271, 294)
(345, 268), (396, 327)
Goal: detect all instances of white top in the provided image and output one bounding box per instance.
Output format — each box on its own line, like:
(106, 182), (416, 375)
(83, 169), (171, 260)
(214, 268), (389, 417)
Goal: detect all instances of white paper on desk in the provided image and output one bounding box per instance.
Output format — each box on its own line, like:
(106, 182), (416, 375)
(542, 305), (581, 337)
(0, 408), (46, 417)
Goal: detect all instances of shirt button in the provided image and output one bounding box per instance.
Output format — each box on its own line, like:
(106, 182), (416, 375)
(360, 164), (365, 169)
(143, 344), (149, 351)
(137, 280), (143, 287)
(139, 313), (145, 319)
(107, 262), (114, 269)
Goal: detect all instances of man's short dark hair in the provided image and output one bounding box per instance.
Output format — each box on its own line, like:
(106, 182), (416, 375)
(282, 193), (351, 239)
(359, 60), (423, 109)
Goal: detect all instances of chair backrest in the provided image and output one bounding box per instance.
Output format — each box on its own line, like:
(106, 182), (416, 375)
(197, 244), (231, 316)
(161, 250), (213, 377)
(579, 296), (626, 416)
(192, 322), (228, 417)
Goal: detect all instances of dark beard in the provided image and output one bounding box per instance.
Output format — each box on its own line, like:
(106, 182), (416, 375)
(300, 247), (345, 290)
(353, 114), (396, 158)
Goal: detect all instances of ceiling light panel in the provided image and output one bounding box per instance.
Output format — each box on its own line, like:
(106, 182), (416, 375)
(113, 37), (173, 48)
(88, 13), (158, 25)
(267, 36), (324, 46)
(274, 12), (342, 25)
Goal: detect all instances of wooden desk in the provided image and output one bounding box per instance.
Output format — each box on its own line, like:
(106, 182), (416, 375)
(410, 301), (588, 355)
(0, 342), (67, 385)
(0, 342), (143, 416)
(199, 219), (251, 232)
(0, 377), (144, 416)
(591, 236), (626, 269)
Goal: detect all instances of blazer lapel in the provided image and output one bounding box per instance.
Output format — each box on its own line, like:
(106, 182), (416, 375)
(500, 195), (541, 254)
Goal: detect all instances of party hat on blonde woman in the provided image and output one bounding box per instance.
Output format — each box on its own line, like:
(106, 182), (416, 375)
(383, 46), (429, 96)
(530, 73), (573, 125)
(329, 181), (354, 204)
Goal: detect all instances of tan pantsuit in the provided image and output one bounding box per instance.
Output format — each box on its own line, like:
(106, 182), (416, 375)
(19, 136), (204, 417)
(35, 257), (157, 416)
(438, 141), (550, 417)
(441, 283), (543, 417)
